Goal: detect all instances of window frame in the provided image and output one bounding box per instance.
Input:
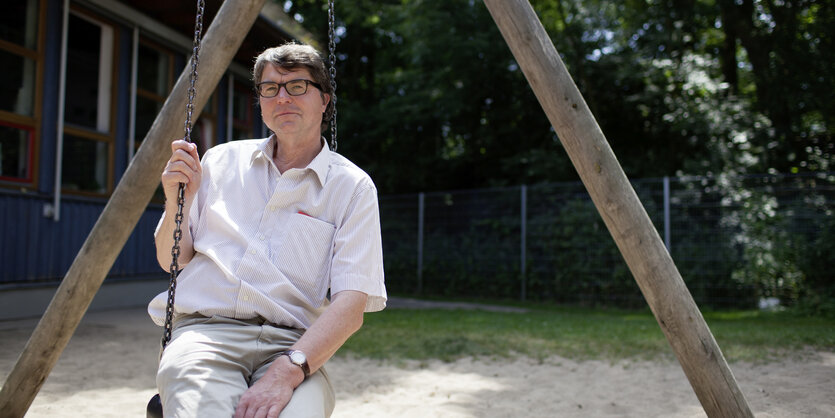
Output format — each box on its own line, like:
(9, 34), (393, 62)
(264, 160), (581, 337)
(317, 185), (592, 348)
(132, 36), (176, 156)
(0, 120), (36, 183)
(231, 78), (256, 140)
(0, 0), (44, 189)
(195, 91), (218, 155)
(59, 6), (119, 197)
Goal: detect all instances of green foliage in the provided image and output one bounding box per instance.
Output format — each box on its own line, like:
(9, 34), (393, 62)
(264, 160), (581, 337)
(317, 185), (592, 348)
(281, 0), (833, 190)
(418, 189), (522, 298)
(728, 191), (804, 302)
(710, 174), (835, 309)
(379, 175), (833, 310)
(281, 0), (835, 308)
(525, 195), (639, 306)
(793, 200), (835, 316)
(664, 178), (754, 309)
(713, 0), (834, 173)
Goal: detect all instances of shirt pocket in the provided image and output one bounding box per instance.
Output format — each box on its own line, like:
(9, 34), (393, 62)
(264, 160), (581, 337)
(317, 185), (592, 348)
(272, 213), (336, 307)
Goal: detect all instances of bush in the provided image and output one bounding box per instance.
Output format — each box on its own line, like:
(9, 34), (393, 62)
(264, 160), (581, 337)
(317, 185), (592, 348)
(795, 215), (835, 316)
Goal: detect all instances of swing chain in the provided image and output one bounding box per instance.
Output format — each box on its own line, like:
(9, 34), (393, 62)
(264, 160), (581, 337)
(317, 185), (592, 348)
(162, 0), (205, 350)
(328, 0), (338, 152)
(163, 188), (184, 347)
(184, 0), (206, 142)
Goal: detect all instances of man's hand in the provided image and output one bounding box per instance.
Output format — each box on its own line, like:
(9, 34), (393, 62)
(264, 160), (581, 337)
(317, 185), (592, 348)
(233, 291), (367, 417)
(155, 139), (202, 270)
(161, 139), (202, 204)
(234, 356), (305, 418)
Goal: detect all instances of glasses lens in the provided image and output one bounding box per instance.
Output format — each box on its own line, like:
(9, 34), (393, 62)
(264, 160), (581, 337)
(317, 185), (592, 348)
(259, 82), (279, 97)
(286, 80), (308, 96)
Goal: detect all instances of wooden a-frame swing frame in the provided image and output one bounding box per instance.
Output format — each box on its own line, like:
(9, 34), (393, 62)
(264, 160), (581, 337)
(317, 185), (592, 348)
(0, 1), (754, 417)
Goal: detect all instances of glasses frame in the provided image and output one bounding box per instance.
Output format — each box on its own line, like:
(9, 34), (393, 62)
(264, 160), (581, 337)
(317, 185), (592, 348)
(255, 79), (323, 98)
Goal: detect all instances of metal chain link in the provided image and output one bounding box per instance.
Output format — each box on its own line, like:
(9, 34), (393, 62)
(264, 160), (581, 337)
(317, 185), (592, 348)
(163, 0), (205, 350)
(328, 0), (338, 152)
(184, 0), (205, 143)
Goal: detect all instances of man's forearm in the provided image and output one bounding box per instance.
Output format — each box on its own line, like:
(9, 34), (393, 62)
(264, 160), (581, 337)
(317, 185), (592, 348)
(155, 202), (195, 270)
(284, 290), (367, 376)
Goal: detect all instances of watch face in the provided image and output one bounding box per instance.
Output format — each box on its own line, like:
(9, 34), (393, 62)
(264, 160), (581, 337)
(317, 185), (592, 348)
(289, 351), (306, 364)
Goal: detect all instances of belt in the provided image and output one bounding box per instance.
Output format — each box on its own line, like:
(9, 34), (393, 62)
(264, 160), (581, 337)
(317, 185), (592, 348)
(173, 313), (302, 332)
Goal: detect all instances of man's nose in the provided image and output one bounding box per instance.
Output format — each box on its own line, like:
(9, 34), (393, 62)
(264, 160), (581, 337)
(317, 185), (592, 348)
(276, 85), (293, 101)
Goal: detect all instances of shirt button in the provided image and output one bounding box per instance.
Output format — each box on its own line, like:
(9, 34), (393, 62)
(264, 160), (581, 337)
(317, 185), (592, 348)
(243, 295), (250, 302)
(270, 206), (277, 212)
(259, 234), (266, 241)
(249, 249), (257, 255)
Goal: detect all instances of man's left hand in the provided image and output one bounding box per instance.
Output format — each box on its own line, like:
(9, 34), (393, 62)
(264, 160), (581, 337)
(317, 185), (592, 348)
(234, 356), (304, 418)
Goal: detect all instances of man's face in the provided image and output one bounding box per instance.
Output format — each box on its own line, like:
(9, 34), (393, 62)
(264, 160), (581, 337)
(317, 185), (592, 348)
(258, 64), (329, 141)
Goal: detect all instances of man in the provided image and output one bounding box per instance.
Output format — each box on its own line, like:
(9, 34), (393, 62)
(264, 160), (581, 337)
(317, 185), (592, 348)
(149, 42), (386, 418)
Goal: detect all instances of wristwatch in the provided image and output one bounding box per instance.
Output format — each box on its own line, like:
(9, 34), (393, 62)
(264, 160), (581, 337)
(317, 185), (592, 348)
(279, 349), (310, 377)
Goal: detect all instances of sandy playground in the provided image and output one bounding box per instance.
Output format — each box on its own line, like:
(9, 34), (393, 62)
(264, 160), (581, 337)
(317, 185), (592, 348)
(1, 304), (833, 417)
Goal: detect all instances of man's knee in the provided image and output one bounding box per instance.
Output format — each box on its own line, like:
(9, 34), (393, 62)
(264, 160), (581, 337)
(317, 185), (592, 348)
(157, 361), (246, 418)
(278, 369), (336, 418)
(155, 326), (251, 417)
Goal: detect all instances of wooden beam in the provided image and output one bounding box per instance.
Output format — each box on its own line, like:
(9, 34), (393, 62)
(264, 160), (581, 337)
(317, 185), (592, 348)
(0, 1), (266, 416)
(481, 1), (754, 417)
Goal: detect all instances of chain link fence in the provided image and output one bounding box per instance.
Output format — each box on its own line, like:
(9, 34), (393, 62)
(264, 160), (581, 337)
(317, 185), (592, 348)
(379, 172), (835, 309)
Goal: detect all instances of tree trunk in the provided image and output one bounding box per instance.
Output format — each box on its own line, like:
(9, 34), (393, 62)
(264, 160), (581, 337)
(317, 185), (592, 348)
(718, 1), (739, 93)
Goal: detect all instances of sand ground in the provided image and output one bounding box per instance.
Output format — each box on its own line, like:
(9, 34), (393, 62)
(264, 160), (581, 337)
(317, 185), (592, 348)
(1, 306), (832, 417)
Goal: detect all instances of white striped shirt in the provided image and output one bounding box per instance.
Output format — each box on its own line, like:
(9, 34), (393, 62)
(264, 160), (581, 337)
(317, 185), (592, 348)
(148, 136), (386, 329)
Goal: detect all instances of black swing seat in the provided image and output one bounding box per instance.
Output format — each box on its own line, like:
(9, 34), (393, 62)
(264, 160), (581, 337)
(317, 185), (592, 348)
(147, 393), (163, 418)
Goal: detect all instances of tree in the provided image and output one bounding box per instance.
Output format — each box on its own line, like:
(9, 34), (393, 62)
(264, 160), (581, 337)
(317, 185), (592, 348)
(718, 0), (834, 174)
(278, 0), (834, 310)
(280, 0), (832, 192)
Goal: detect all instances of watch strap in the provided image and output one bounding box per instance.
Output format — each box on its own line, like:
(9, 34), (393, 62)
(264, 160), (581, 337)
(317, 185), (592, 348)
(279, 349), (310, 377)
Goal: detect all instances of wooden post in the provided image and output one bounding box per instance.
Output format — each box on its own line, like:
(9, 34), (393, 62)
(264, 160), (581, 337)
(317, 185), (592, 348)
(0, 1), (266, 416)
(481, 1), (753, 417)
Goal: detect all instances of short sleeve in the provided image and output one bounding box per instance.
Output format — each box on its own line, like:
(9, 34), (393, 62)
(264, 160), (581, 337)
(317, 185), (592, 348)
(329, 182), (387, 312)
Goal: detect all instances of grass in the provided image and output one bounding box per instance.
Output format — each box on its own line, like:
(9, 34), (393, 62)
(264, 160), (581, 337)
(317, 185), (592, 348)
(339, 299), (835, 364)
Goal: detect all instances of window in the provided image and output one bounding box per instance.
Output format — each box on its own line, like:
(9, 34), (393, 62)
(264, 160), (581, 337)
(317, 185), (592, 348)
(134, 39), (220, 201)
(134, 39), (176, 152)
(0, 0), (39, 50)
(0, 49), (36, 117)
(231, 79), (255, 140)
(61, 132), (109, 193)
(0, 122), (34, 181)
(133, 40), (217, 153)
(194, 93), (217, 156)
(0, 0), (41, 185)
(61, 10), (116, 195)
(64, 13), (113, 132)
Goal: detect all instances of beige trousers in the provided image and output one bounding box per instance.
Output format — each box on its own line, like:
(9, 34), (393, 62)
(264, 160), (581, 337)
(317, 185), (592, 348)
(157, 315), (335, 418)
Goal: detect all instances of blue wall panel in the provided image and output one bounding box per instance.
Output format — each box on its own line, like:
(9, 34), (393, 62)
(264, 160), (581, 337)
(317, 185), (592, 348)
(1, 192), (164, 286)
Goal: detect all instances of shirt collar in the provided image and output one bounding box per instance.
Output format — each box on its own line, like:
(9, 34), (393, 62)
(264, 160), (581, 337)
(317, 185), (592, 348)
(250, 135), (331, 186)
(250, 136), (273, 165)
(307, 138), (331, 186)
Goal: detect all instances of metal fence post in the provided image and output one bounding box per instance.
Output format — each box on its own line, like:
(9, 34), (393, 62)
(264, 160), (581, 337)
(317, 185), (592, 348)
(520, 184), (527, 301)
(663, 176), (671, 252)
(417, 192), (425, 294)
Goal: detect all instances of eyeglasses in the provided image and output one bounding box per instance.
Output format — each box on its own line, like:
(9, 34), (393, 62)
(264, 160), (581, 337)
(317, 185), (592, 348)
(255, 79), (322, 98)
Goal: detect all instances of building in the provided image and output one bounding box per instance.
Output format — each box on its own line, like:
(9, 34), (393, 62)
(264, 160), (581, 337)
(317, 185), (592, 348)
(0, 0), (315, 318)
